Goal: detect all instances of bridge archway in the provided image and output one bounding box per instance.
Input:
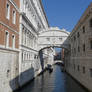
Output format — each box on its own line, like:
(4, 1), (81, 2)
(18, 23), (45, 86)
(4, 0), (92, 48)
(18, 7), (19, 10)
(38, 27), (70, 51)
(38, 27), (70, 70)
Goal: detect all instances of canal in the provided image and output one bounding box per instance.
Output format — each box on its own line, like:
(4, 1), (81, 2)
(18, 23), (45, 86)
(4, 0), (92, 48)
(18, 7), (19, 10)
(17, 65), (88, 92)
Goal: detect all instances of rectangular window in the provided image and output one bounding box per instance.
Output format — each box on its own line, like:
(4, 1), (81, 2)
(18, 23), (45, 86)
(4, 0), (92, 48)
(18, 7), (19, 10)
(78, 65), (80, 71)
(78, 46), (80, 52)
(90, 69), (92, 77)
(47, 38), (50, 41)
(12, 10), (16, 24)
(6, 2), (10, 19)
(83, 44), (85, 52)
(5, 31), (9, 47)
(74, 64), (75, 70)
(90, 19), (92, 27)
(83, 66), (85, 74)
(74, 36), (76, 41)
(74, 48), (76, 54)
(83, 26), (85, 33)
(77, 32), (80, 38)
(12, 35), (15, 48)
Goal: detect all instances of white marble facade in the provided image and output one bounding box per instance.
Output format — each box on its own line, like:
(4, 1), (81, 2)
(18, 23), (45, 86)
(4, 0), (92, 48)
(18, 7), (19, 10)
(19, 0), (49, 86)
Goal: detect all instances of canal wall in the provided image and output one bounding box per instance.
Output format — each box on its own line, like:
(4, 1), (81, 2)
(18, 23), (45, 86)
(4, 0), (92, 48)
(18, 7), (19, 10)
(65, 59), (92, 92)
(18, 50), (51, 88)
(0, 49), (50, 92)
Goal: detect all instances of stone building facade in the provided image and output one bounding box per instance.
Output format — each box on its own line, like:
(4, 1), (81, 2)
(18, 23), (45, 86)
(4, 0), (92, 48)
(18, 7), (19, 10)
(65, 3), (92, 92)
(19, 0), (49, 86)
(0, 0), (20, 92)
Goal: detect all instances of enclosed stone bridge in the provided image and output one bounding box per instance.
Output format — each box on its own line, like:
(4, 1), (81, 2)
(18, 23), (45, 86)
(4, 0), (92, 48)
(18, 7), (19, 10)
(38, 27), (70, 51)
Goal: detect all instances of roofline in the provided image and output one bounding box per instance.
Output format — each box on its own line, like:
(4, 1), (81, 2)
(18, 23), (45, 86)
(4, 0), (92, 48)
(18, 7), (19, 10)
(39, 0), (50, 27)
(39, 30), (70, 36)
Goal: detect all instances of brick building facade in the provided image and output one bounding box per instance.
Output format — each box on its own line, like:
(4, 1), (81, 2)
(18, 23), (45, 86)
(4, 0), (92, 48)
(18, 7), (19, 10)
(0, 0), (20, 92)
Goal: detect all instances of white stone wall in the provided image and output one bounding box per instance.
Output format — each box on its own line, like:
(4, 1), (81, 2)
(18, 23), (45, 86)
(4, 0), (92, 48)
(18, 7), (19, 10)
(19, 0), (49, 86)
(19, 20), (41, 86)
(19, 48), (42, 86)
(0, 49), (19, 92)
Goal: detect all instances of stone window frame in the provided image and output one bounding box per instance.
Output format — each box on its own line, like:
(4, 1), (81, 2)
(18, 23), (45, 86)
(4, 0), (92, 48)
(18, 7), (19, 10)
(82, 26), (85, 33)
(6, 1), (10, 20)
(74, 48), (76, 55)
(77, 32), (80, 38)
(78, 46), (80, 52)
(59, 37), (62, 41)
(89, 18), (92, 28)
(83, 44), (85, 52)
(46, 37), (50, 41)
(90, 68), (92, 77)
(74, 35), (76, 41)
(12, 34), (15, 49)
(74, 64), (75, 70)
(77, 65), (80, 71)
(12, 9), (16, 24)
(5, 31), (9, 48)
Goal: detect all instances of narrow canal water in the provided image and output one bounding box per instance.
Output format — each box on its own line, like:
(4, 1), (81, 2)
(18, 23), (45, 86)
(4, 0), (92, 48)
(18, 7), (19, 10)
(18, 65), (88, 92)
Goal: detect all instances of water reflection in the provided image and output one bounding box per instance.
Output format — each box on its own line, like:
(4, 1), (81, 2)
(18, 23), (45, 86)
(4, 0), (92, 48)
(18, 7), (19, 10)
(18, 65), (88, 92)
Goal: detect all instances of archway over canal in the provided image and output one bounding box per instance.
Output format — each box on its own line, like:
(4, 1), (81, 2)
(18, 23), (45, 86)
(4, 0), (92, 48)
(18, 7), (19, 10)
(38, 27), (70, 70)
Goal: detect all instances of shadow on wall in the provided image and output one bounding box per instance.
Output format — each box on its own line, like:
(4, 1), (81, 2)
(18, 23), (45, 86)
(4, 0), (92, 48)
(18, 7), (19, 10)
(9, 67), (35, 91)
(9, 50), (46, 91)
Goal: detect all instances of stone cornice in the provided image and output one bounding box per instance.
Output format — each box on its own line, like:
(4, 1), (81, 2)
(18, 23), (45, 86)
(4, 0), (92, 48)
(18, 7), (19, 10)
(0, 21), (19, 34)
(0, 45), (19, 52)
(20, 12), (39, 35)
(39, 0), (49, 27)
(30, 0), (45, 29)
(9, 0), (20, 12)
(39, 30), (70, 36)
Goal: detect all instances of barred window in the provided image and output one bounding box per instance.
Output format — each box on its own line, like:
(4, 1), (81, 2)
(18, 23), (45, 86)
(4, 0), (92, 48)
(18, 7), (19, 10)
(90, 19), (92, 27)
(90, 40), (92, 49)
(90, 69), (92, 77)
(83, 26), (85, 33)
(78, 46), (80, 52)
(83, 44), (85, 52)
(77, 32), (80, 38)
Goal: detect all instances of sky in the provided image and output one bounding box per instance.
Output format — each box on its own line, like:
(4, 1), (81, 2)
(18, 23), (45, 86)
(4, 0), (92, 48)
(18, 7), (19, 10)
(42, 0), (92, 32)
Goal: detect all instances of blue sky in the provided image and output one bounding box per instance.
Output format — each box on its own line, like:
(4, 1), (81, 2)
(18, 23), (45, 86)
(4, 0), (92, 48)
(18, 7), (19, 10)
(42, 0), (92, 32)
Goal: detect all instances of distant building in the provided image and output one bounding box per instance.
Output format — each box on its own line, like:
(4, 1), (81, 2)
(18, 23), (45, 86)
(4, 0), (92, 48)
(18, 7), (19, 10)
(61, 49), (64, 61)
(0, 0), (20, 92)
(64, 3), (92, 92)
